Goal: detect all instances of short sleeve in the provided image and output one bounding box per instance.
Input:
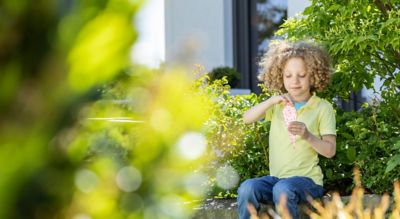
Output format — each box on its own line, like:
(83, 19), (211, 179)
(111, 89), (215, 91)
(265, 104), (275, 121)
(319, 102), (336, 136)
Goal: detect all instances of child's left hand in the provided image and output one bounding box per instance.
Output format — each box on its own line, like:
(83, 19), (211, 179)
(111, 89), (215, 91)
(288, 121), (310, 140)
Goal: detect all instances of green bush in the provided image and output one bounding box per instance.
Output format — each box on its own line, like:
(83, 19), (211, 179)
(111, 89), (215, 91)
(208, 66), (241, 88)
(194, 76), (269, 197)
(321, 103), (400, 195)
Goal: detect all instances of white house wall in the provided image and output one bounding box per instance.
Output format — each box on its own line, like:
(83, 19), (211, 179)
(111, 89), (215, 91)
(288, 0), (310, 17)
(164, 0), (233, 71)
(164, 0), (312, 71)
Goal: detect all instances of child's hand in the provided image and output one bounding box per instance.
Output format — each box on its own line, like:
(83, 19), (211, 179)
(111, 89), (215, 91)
(288, 121), (310, 140)
(271, 94), (293, 105)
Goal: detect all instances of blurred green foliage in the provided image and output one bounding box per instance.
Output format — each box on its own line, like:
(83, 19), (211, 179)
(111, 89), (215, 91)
(0, 0), (216, 218)
(0, 0), (140, 218)
(63, 68), (213, 218)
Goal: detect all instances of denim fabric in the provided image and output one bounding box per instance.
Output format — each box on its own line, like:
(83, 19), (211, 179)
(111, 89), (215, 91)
(237, 176), (324, 219)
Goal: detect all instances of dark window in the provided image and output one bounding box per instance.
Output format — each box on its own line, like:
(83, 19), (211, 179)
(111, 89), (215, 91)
(233, 0), (287, 93)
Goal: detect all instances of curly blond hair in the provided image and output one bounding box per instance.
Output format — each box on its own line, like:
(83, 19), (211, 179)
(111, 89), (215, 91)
(258, 41), (332, 93)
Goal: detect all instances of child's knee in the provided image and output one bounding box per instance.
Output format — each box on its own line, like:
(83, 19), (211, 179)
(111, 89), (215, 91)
(238, 179), (257, 196)
(272, 181), (296, 203)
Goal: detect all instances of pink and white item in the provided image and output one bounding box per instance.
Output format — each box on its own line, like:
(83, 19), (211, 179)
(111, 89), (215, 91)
(283, 103), (297, 147)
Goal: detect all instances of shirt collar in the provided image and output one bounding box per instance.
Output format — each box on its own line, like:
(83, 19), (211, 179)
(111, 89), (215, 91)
(302, 95), (320, 110)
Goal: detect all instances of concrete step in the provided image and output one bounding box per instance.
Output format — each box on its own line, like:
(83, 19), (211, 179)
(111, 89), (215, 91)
(192, 194), (388, 219)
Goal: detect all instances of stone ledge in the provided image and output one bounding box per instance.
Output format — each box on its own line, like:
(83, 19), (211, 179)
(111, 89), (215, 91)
(192, 194), (389, 219)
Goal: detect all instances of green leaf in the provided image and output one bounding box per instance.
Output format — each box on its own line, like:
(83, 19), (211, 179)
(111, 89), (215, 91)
(326, 168), (333, 179)
(394, 140), (400, 150)
(385, 154), (400, 173)
(341, 132), (353, 140)
(302, 7), (311, 15)
(68, 13), (136, 92)
(328, 4), (341, 12)
(346, 147), (356, 162)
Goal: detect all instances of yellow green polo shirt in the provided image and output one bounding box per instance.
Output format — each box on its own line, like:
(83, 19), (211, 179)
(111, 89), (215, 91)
(265, 95), (336, 186)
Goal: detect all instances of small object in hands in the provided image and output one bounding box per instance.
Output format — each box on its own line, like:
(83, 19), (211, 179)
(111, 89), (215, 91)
(283, 103), (297, 147)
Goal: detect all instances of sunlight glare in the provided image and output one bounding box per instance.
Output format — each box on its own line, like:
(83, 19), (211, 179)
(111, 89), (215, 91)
(176, 132), (206, 160)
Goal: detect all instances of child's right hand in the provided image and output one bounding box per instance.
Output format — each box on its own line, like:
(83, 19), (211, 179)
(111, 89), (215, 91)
(243, 94), (292, 124)
(270, 94), (293, 106)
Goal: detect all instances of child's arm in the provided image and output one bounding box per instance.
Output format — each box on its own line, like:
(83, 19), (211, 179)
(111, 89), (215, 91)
(243, 95), (291, 124)
(305, 133), (336, 158)
(288, 121), (336, 158)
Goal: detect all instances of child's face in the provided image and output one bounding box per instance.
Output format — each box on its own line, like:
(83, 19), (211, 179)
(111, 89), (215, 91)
(283, 57), (311, 100)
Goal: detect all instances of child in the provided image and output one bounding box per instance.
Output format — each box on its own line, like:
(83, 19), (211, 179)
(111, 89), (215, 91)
(237, 41), (336, 219)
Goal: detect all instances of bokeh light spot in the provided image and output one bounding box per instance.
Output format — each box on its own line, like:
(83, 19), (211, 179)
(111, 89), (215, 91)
(75, 169), (99, 193)
(216, 165), (239, 190)
(176, 132), (206, 160)
(116, 166), (142, 192)
(159, 195), (185, 218)
(183, 172), (209, 196)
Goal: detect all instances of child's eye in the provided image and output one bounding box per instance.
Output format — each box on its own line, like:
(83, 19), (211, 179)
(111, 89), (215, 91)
(299, 75), (306, 78)
(284, 75), (291, 78)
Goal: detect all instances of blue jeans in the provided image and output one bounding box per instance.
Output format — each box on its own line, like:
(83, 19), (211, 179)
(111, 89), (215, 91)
(237, 176), (324, 219)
